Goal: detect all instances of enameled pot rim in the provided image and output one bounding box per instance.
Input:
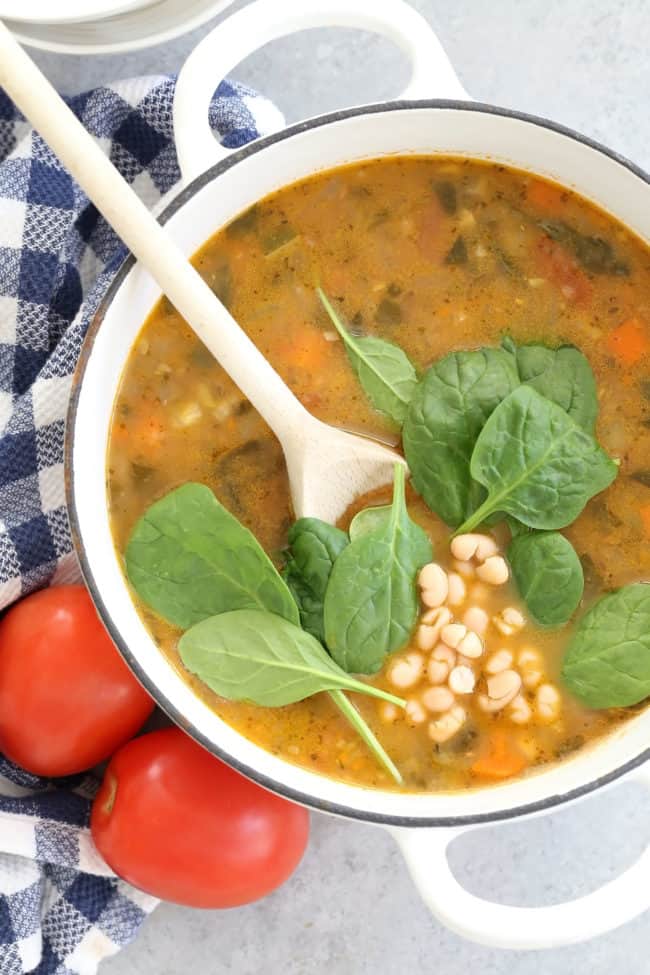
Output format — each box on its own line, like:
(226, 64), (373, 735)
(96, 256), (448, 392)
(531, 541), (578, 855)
(66, 98), (650, 827)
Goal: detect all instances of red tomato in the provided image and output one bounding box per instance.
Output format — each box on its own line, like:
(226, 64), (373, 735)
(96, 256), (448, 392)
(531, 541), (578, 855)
(91, 728), (309, 907)
(0, 585), (153, 776)
(536, 235), (592, 305)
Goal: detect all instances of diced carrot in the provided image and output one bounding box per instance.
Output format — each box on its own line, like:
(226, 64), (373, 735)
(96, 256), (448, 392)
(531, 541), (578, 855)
(125, 411), (166, 456)
(526, 178), (567, 212)
(280, 326), (331, 373)
(607, 317), (650, 367)
(640, 503), (650, 537)
(536, 236), (592, 305)
(471, 730), (528, 780)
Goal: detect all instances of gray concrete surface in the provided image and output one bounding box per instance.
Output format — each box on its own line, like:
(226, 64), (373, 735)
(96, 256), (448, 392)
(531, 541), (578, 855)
(28, 1), (650, 971)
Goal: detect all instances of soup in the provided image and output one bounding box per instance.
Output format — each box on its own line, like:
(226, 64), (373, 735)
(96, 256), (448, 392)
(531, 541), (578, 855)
(107, 157), (650, 793)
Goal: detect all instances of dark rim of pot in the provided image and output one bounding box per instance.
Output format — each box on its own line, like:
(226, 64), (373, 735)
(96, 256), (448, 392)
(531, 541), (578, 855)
(66, 98), (650, 828)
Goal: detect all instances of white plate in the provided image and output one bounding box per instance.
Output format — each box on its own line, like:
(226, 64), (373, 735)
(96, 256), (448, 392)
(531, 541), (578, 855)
(0, 0), (155, 24)
(4, 0), (235, 53)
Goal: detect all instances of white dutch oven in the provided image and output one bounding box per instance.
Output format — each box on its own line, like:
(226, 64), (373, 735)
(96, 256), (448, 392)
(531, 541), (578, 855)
(66, 0), (650, 950)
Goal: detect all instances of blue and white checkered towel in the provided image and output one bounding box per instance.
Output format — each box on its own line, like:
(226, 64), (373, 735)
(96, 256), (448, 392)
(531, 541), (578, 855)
(0, 73), (282, 974)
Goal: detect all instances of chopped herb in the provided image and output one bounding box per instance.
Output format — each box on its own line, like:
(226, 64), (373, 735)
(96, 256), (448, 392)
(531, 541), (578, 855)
(445, 236), (467, 265)
(387, 282), (402, 297)
(190, 344), (215, 368)
(496, 248), (518, 276)
(554, 734), (584, 758)
(263, 224), (297, 255)
(631, 470), (650, 488)
(369, 209), (389, 229)
(539, 220), (629, 275)
(375, 297), (402, 326)
(434, 180), (457, 215)
(204, 264), (232, 307)
(350, 310), (365, 335)
(226, 205), (258, 237)
(640, 380), (650, 400)
(131, 463), (155, 482)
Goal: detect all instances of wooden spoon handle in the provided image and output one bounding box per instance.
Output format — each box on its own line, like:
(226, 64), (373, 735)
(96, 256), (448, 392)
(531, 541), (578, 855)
(0, 21), (311, 445)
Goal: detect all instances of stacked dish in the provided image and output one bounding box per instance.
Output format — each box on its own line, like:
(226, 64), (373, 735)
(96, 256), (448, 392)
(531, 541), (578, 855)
(0, 0), (235, 53)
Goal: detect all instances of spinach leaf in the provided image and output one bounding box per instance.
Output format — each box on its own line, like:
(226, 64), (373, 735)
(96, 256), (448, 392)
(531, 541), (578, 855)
(434, 181), (457, 214)
(179, 609), (405, 708)
(125, 483), (299, 630)
(445, 236), (467, 265)
(403, 347), (519, 526)
(349, 504), (392, 541)
(506, 515), (530, 539)
(510, 342), (598, 433)
(375, 298), (403, 326)
(631, 470), (650, 488)
(539, 221), (629, 275)
(509, 531), (584, 627)
(318, 289), (417, 425)
(324, 465), (432, 674)
(562, 583), (650, 707)
(458, 387), (618, 534)
(282, 518), (348, 642)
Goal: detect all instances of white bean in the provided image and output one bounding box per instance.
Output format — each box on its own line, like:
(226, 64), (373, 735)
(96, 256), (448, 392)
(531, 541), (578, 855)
(416, 624), (438, 652)
(475, 535), (499, 562)
(485, 648), (514, 675)
(470, 582), (490, 603)
(476, 555), (510, 585)
(457, 630), (483, 659)
(420, 606), (453, 643)
(422, 685), (455, 713)
(405, 698), (427, 724)
(493, 606), (526, 636)
(387, 651), (424, 689)
(450, 533), (498, 563)
(509, 694), (532, 725)
(427, 644), (456, 684)
(453, 559), (475, 579)
(456, 653), (476, 669)
(448, 665), (475, 695)
(418, 563), (449, 608)
(446, 572), (467, 607)
(479, 669), (522, 712)
(428, 704), (467, 744)
(487, 669), (522, 702)
(518, 647), (544, 690)
(440, 623), (467, 649)
(463, 606), (489, 636)
(451, 533), (481, 562)
(380, 702), (399, 723)
(535, 683), (561, 724)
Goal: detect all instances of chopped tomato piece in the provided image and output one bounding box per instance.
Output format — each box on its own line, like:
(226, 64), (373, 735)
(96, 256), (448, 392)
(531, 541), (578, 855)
(418, 198), (446, 262)
(526, 179), (567, 212)
(536, 235), (592, 305)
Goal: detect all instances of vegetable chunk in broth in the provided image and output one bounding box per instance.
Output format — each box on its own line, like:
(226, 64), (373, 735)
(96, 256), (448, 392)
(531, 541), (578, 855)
(107, 157), (650, 793)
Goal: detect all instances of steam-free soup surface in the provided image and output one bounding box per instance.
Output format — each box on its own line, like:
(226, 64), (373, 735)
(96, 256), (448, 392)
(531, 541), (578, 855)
(107, 157), (650, 792)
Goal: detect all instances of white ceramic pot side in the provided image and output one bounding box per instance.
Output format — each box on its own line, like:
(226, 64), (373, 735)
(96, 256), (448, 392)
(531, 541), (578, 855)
(68, 0), (650, 951)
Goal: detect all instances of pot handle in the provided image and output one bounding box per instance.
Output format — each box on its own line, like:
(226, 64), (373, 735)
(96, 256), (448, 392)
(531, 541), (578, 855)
(174, 0), (469, 186)
(389, 765), (650, 950)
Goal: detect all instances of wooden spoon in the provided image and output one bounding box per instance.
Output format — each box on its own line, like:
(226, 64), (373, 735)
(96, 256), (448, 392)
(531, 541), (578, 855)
(0, 23), (404, 524)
